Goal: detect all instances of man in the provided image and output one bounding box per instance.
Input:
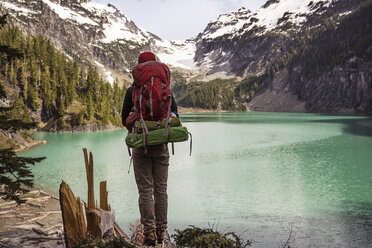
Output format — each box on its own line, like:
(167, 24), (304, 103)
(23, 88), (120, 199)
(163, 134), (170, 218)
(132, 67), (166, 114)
(121, 51), (178, 246)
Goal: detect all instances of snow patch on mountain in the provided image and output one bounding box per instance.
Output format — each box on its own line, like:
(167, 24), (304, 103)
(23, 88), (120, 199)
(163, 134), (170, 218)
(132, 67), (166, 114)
(80, 1), (116, 15)
(100, 15), (149, 44)
(254, 0), (329, 32)
(339, 10), (352, 16)
(105, 71), (114, 85)
(95, 60), (115, 85)
(202, 0), (330, 39)
(70, 1), (152, 45)
(154, 39), (196, 69)
(0, 1), (39, 16)
(41, 0), (98, 25)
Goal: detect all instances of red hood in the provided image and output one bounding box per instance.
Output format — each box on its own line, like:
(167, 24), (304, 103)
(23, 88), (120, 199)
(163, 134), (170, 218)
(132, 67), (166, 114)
(138, 52), (156, 64)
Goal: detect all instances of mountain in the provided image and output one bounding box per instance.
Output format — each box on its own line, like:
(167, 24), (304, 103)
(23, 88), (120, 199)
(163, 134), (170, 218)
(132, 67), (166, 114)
(0, 0), (196, 86)
(0, 0), (371, 115)
(195, 0), (332, 76)
(178, 0), (372, 113)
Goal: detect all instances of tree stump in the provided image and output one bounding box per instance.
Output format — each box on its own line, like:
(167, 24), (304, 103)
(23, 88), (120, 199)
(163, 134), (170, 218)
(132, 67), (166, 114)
(59, 181), (87, 248)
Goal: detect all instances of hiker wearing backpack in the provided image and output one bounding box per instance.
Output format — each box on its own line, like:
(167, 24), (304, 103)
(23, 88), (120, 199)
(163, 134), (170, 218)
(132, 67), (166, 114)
(121, 51), (178, 246)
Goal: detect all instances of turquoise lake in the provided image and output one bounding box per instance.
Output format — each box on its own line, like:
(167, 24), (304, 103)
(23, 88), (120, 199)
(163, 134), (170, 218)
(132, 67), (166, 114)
(20, 112), (372, 247)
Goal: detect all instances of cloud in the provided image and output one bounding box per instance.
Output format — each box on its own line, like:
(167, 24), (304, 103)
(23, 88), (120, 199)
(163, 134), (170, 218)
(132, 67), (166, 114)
(93, 0), (266, 40)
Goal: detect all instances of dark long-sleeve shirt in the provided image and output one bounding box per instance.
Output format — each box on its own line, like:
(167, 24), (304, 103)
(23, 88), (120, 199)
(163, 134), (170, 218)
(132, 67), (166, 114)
(121, 86), (178, 127)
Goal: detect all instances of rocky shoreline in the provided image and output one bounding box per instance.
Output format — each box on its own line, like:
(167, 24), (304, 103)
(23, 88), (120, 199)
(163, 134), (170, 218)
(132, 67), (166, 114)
(1, 123), (123, 153)
(14, 140), (48, 153)
(0, 129), (47, 153)
(55, 123), (122, 133)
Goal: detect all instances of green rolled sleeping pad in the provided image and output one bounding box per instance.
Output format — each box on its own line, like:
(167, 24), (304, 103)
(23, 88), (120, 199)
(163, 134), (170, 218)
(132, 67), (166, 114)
(134, 118), (181, 132)
(125, 126), (189, 148)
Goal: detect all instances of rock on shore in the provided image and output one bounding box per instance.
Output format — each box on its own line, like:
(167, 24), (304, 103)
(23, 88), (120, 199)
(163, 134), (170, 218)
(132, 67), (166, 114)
(0, 130), (47, 152)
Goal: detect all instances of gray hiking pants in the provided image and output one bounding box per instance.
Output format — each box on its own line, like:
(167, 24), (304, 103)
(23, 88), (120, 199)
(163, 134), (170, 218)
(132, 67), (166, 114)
(132, 144), (169, 234)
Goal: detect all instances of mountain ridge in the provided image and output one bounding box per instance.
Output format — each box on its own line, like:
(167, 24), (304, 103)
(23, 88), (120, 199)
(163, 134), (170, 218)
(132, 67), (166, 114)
(0, 0), (197, 85)
(0, 0), (371, 115)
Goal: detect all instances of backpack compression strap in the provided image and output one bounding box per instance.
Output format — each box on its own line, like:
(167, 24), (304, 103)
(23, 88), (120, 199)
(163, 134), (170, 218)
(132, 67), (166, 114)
(139, 86), (149, 154)
(163, 95), (172, 140)
(150, 76), (154, 120)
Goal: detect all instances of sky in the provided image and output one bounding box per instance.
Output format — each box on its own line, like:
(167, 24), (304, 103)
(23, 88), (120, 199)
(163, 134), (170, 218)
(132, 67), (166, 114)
(93, 0), (267, 40)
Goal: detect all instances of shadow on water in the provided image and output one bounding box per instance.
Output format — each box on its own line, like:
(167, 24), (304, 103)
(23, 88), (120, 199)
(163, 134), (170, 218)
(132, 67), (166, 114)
(310, 118), (372, 137)
(335, 202), (372, 246)
(181, 112), (372, 137)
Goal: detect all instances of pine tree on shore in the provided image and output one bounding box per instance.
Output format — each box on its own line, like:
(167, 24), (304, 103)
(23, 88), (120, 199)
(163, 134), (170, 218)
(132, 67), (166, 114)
(0, 14), (45, 205)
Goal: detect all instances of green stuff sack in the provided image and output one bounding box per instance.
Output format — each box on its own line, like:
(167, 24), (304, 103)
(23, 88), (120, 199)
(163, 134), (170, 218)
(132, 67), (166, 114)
(126, 126), (189, 148)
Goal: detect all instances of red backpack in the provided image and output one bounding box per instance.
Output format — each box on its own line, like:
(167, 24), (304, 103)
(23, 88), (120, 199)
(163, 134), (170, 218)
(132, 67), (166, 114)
(131, 61), (172, 121)
(126, 60), (192, 157)
(128, 61), (174, 152)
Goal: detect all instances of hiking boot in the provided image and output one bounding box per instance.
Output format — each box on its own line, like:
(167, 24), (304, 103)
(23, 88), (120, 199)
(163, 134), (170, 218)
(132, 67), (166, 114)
(144, 231), (156, 246)
(156, 228), (166, 244)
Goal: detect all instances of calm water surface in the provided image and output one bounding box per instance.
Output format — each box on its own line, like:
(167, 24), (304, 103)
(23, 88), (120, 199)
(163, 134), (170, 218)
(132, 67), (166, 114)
(20, 112), (372, 248)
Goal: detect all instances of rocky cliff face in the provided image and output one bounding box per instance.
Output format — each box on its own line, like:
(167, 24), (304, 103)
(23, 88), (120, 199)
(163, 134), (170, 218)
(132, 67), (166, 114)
(247, 61), (372, 114)
(290, 59), (372, 113)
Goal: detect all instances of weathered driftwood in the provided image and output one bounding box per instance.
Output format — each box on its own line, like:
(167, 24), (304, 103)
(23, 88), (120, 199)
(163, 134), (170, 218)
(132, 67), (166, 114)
(27, 202), (42, 208)
(59, 181), (87, 248)
(21, 191), (40, 198)
(0, 209), (15, 215)
(13, 211), (61, 225)
(32, 227), (48, 236)
(17, 212), (51, 225)
(44, 223), (63, 231)
(20, 235), (61, 241)
(0, 201), (17, 208)
(39, 190), (59, 200)
(35, 221), (45, 227)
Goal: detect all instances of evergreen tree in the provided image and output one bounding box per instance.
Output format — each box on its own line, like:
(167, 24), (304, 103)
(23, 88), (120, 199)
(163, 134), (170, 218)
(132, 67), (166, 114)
(87, 94), (94, 120)
(26, 83), (39, 111)
(40, 66), (52, 113)
(0, 15), (45, 205)
(9, 61), (16, 85)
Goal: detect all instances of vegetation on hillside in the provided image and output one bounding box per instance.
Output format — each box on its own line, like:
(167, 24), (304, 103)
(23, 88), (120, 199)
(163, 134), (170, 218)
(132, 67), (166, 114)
(172, 75), (270, 111)
(173, 78), (246, 111)
(0, 18), (126, 130)
(290, 0), (372, 76)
